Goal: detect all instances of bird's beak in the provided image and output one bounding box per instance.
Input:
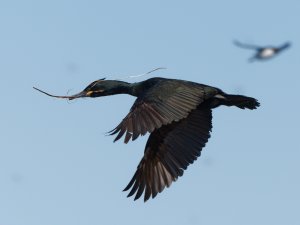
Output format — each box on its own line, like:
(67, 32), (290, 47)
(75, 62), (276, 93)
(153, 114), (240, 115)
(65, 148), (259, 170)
(33, 87), (90, 100)
(68, 91), (88, 100)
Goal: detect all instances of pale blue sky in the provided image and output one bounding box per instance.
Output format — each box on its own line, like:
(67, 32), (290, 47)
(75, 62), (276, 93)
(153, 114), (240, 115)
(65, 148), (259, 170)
(0, 1), (299, 225)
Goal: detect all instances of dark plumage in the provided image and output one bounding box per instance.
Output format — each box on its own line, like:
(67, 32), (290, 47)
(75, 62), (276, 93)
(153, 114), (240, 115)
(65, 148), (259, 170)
(34, 77), (260, 201)
(233, 40), (291, 62)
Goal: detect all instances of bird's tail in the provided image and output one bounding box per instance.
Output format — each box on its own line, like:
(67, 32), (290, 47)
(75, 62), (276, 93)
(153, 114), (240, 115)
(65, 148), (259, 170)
(248, 56), (257, 63)
(221, 94), (260, 110)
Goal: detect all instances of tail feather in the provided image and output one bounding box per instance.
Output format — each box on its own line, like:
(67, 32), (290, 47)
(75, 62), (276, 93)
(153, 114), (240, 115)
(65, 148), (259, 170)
(222, 94), (260, 110)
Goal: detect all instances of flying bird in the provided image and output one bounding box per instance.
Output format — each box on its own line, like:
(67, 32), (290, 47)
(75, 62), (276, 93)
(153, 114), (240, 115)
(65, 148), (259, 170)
(34, 77), (260, 201)
(233, 40), (291, 62)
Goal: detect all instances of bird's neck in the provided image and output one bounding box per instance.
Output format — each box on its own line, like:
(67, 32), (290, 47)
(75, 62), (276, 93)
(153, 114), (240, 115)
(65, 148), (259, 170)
(128, 78), (160, 97)
(110, 78), (159, 97)
(109, 80), (142, 97)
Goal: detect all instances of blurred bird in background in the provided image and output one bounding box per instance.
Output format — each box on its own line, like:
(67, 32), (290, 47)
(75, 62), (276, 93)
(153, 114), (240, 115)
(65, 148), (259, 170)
(233, 40), (291, 62)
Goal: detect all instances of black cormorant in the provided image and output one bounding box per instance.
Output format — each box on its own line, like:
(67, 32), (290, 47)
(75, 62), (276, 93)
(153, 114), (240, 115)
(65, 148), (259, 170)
(34, 77), (260, 201)
(234, 40), (291, 62)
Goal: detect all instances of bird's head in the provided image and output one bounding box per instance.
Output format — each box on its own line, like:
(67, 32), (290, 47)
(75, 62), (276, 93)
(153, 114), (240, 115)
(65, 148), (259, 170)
(34, 78), (131, 100)
(81, 78), (113, 98)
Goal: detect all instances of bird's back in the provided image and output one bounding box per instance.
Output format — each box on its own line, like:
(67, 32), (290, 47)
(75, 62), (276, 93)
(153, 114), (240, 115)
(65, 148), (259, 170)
(132, 77), (219, 102)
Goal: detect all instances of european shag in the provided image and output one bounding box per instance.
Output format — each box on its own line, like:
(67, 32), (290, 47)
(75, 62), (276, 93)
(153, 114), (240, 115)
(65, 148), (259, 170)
(233, 40), (291, 62)
(34, 77), (260, 201)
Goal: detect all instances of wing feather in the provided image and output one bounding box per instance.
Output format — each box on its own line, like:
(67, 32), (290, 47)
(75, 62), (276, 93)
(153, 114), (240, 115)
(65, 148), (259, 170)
(109, 80), (217, 143)
(123, 106), (213, 201)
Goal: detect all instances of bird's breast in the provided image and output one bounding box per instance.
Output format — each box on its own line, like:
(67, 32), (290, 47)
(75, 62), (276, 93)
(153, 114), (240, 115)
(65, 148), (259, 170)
(260, 48), (275, 58)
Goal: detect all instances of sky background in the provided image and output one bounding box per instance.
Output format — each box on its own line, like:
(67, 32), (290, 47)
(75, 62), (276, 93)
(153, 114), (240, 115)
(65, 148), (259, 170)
(0, 0), (299, 225)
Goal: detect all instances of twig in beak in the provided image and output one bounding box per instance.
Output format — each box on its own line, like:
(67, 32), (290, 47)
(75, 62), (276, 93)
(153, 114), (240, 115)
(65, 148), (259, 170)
(33, 87), (82, 100)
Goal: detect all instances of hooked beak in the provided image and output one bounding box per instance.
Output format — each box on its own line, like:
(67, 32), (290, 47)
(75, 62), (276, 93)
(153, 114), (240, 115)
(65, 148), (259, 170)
(33, 87), (89, 100)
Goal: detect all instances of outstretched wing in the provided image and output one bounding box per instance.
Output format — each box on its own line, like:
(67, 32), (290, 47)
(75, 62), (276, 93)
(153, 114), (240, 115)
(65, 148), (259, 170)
(109, 80), (217, 143)
(278, 42), (291, 51)
(123, 106), (212, 201)
(233, 40), (262, 50)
